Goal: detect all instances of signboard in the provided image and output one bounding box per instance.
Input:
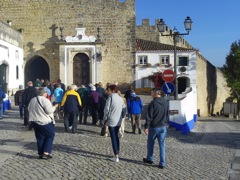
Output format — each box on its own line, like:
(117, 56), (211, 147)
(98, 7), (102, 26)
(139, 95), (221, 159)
(169, 110), (179, 115)
(162, 82), (175, 95)
(162, 69), (175, 82)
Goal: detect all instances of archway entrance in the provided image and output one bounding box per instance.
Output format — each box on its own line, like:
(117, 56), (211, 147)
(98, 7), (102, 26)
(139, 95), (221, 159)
(0, 63), (8, 92)
(73, 53), (90, 87)
(25, 56), (49, 85)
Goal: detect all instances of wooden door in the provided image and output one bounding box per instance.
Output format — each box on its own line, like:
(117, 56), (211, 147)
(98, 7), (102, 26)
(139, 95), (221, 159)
(73, 53), (90, 87)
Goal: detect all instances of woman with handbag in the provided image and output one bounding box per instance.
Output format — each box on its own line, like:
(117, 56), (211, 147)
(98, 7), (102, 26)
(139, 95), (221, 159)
(103, 84), (126, 162)
(28, 87), (58, 159)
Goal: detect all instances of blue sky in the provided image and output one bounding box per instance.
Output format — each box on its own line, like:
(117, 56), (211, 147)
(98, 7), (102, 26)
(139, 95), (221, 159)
(135, 0), (240, 67)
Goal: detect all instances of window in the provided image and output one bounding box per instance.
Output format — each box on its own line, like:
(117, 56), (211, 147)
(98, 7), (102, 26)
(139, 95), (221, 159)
(138, 56), (148, 65)
(178, 56), (188, 66)
(142, 78), (152, 88)
(15, 50), (19, 60)
(160, 55), (169, 65)
(16, 65), (19, 79)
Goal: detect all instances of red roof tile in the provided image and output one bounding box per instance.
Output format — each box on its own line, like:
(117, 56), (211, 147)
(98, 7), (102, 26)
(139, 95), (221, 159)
(136, 38), (194, 52)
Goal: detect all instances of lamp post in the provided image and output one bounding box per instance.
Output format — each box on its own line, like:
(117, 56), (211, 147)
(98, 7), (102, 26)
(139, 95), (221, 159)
(157, 16), (193, 100)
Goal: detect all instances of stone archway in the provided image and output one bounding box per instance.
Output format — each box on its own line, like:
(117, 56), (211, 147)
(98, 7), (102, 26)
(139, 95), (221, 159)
(25, 56), (50, 85)
(73, 53), (90, 87)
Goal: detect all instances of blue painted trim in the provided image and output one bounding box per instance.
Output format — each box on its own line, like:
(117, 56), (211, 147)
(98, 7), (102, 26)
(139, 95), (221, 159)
(193, 114), (198, 122)
(169, 114), (197, 135)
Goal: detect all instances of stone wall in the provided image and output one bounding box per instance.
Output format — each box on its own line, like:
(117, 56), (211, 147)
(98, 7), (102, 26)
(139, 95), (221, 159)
(196, 53), (230, 116)
(0, 0), (136, 89)
(0, 20), (23, 47)
(136, 19), (192, 49)
(136, 19), (159, 42)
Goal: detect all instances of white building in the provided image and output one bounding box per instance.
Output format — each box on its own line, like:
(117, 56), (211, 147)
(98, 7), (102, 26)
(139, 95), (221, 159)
(0, 21), (24, 93)
(135, 39), (197, 134)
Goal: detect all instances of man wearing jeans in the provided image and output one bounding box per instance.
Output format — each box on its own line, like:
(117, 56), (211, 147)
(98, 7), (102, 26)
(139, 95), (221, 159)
(143, 88), (169, 169)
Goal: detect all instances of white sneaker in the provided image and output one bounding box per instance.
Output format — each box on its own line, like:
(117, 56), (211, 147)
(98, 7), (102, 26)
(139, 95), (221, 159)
(110, 157), (119, 162)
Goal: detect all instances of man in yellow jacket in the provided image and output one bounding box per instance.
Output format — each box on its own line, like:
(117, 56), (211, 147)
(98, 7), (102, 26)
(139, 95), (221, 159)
(61, 85), (82, 133)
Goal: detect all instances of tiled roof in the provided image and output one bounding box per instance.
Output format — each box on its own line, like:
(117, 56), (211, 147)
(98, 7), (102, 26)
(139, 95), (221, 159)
(136, 38), (195, 52)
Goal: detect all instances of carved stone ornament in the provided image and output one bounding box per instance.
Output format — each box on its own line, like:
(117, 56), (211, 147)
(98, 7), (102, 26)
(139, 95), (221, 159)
(65, 28), (96, 42)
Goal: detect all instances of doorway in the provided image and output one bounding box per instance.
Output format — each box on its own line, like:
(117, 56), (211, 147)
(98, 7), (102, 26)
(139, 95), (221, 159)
(0, 63), (8, 92)
(25, 56), (50, 85)
(73, 53), (90, 87)
(178, 77), (190, 94)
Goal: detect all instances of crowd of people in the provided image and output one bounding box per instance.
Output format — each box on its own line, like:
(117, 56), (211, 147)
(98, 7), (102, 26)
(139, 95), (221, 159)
(13, 78), (169, 168)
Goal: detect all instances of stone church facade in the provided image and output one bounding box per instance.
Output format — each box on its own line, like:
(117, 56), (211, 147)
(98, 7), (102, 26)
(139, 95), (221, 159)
(0, 0), (136, 89)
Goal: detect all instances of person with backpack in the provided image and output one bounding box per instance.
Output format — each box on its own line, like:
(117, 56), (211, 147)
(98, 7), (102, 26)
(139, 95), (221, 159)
(127, 90), (144, 134)
(102, 84), (126, 162)
(77, 85), (89, 124)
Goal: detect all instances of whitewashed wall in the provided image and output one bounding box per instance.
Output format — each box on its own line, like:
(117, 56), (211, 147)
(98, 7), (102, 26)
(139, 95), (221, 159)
(0, 39), (24, 90)
(135, 51), (196, 91)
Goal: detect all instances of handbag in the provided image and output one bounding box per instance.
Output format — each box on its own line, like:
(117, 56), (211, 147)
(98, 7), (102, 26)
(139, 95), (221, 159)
(100, 97), (112, 136)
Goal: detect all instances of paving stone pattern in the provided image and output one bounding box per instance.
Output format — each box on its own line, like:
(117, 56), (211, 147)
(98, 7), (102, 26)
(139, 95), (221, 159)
(0, 96), (236, 179)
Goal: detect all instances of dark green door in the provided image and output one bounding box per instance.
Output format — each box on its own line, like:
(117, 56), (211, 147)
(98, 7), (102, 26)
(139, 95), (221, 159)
(0, 64), (7, 92)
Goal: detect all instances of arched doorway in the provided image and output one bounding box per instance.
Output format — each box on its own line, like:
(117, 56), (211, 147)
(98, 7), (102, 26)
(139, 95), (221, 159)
(178, 77), (190, 94)
(73, 53), (90, 87)
(0, 63), (8, 92)
(25, 56), (50, 85)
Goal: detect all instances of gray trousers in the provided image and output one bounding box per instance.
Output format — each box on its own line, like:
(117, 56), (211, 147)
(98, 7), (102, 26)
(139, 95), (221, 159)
(130, 114), (141, 133)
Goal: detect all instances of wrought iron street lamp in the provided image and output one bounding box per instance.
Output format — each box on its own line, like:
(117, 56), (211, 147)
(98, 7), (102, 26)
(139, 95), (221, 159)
(157, 16), (193, 99)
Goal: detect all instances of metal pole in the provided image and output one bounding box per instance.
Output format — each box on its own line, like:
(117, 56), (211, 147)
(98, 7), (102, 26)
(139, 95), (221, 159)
(173, 34), (178, 100)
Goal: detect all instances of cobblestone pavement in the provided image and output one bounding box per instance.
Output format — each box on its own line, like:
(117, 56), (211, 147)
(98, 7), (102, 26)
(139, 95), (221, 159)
(0, 96), (239, 179)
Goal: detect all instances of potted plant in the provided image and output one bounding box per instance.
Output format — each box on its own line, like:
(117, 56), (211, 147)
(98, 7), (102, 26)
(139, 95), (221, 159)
(146, 63), (152, 67)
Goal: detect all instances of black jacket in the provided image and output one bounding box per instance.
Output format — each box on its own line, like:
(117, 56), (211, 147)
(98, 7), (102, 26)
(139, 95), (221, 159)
(22, 86), (37, 107)
(144, 97), (169, 129)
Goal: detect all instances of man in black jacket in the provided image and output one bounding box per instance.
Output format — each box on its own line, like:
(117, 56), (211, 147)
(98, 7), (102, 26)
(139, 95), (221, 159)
(143, 88), (169, 169)
(22, 81), (37, 129)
